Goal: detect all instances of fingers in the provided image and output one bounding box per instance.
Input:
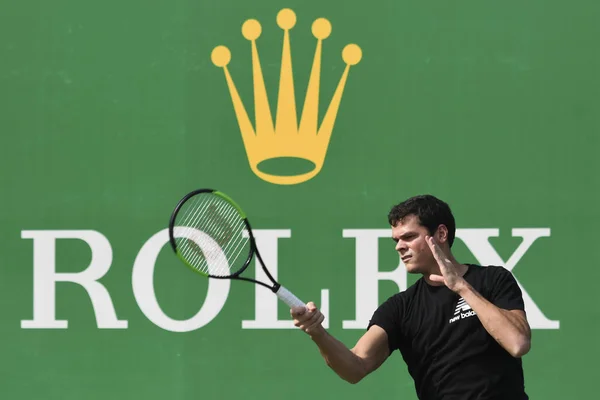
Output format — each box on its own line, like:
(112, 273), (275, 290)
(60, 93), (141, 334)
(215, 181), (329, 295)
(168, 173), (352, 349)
(291, 302), (316, 321)
(291, 301), (324, 334)
(290, 301), (314, 319)
(426, 235), (443, 257)
(425, 235), (436, 254)
(290, 306), (306, 318)
(299, 312), (324, 334)
(305, 313), (325, 334)
(426, 235), (451, 267)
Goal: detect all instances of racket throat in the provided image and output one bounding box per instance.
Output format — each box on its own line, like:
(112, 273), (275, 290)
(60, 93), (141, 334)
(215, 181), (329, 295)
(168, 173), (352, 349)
(271, 282), (282, 294)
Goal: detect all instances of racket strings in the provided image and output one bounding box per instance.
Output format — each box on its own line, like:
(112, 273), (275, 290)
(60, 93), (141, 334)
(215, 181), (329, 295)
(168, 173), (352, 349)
(190, 200), (234, 245)
(180, 199), (234, 275)
(178, 197), (223, 271)
(192, 200), (247, 275)
(174, 193), (250, 277)
(179, 229), (234, 276)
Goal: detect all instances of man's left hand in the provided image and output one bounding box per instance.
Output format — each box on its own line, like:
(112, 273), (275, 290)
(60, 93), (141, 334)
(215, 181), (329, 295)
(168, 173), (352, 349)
(426, 235), (467, 293)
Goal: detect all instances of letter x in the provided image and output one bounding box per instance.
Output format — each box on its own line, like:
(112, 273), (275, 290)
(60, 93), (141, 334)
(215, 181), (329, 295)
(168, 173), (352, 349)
(457, 228), (559, 329)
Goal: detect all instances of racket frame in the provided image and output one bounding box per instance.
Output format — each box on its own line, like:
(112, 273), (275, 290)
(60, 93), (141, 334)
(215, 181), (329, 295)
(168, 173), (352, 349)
(168, 188), (284, 293)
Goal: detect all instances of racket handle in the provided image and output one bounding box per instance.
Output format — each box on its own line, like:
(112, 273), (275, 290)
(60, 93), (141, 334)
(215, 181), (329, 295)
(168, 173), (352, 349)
(275, 285), (306, 309)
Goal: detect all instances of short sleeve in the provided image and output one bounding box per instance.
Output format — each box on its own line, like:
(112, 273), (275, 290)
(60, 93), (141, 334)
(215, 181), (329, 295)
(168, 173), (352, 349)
(488, 266), (525, 311)
(367, 295), (403, 354)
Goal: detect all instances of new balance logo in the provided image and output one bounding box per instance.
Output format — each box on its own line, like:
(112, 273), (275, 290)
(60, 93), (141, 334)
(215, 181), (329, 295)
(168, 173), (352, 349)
(449, 297), (476, 324)
(455, 298), (471, 315)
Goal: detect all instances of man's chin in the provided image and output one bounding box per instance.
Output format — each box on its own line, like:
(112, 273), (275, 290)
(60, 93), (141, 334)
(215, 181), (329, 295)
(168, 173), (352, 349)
(405, 263), (424, 274)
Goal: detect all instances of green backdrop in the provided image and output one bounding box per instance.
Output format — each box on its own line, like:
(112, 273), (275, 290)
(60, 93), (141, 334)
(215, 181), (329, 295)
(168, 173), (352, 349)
(1, 0), (598, 398)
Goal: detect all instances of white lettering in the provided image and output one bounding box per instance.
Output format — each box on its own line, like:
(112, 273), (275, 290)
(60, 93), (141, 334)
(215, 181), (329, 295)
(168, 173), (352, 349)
(20, 230), (127, 329)
(132, 228), (230, 332)
(449, 310), (477, 324)
(19, 227), (558, 331)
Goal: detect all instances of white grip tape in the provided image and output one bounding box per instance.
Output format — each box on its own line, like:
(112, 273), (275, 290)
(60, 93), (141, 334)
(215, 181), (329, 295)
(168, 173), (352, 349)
(276, 285), (306, 309)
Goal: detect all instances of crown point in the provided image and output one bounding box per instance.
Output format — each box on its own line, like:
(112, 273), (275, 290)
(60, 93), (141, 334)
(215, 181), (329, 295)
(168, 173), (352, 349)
(211, 46), (231, 67)
(277, 8), (296, 30)
(312, 18), (331, 39)
(342, 44), (362, 65)
(242, 19), (262, 40)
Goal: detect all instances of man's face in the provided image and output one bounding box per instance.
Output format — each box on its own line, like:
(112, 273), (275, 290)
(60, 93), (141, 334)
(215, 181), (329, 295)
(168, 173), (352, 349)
(391, 214), (436, 274)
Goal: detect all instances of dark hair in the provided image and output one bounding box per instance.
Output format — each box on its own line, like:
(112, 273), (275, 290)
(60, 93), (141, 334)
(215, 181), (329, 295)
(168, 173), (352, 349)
(388, 194), (456, 247)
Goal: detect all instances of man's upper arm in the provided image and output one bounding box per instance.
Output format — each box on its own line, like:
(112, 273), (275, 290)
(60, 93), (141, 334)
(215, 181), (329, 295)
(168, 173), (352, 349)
(350, 325), (391, 375)
(489, 266), (526, 311)
(491, 265), (532, 347)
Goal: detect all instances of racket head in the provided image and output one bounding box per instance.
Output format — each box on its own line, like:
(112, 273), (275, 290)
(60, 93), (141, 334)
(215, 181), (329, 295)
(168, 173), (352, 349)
(168, 188), (255, 278)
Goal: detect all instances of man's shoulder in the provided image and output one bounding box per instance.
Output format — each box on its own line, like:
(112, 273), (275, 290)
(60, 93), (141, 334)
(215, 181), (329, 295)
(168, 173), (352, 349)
(370, 280), (424, 326)
(466, 264), (518, 294)
(382, 278), (424, 305)
(468, 264), (512, 278)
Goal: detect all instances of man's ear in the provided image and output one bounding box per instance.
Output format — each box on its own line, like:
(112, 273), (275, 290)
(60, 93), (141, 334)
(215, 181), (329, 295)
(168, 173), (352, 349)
(436, 224), (449, 244)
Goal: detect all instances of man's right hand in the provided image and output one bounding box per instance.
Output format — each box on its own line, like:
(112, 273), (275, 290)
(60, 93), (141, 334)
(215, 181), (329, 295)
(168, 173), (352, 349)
(291, 301), (325, 336)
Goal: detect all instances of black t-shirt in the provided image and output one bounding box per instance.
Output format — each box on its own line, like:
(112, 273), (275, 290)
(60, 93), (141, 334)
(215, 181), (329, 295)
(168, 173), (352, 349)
(367, 264), (528, 400)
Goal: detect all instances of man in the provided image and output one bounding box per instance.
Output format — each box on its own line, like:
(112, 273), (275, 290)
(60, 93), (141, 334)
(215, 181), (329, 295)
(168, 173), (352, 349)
(291, 194), (531, 399)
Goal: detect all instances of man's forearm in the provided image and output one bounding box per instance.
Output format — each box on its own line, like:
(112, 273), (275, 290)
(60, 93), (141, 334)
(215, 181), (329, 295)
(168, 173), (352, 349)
(458, 282), (531, 357)
(308, 327), (367, 384)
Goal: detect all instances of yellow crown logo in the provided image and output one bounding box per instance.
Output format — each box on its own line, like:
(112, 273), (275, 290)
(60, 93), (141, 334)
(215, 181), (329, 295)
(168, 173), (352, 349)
(211, 8), (362, 185)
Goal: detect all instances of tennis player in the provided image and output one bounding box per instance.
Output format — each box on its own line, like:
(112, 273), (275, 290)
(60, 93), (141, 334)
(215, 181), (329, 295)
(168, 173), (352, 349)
(291, 195), (531, 399)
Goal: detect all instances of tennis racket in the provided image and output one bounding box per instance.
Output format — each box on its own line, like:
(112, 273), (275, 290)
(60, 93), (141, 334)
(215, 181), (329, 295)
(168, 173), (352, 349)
(168, 188), (306, 309)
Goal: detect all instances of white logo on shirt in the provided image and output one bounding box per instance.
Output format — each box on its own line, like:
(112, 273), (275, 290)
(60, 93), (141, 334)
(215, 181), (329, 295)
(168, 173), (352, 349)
(449, 297), (477, 324)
